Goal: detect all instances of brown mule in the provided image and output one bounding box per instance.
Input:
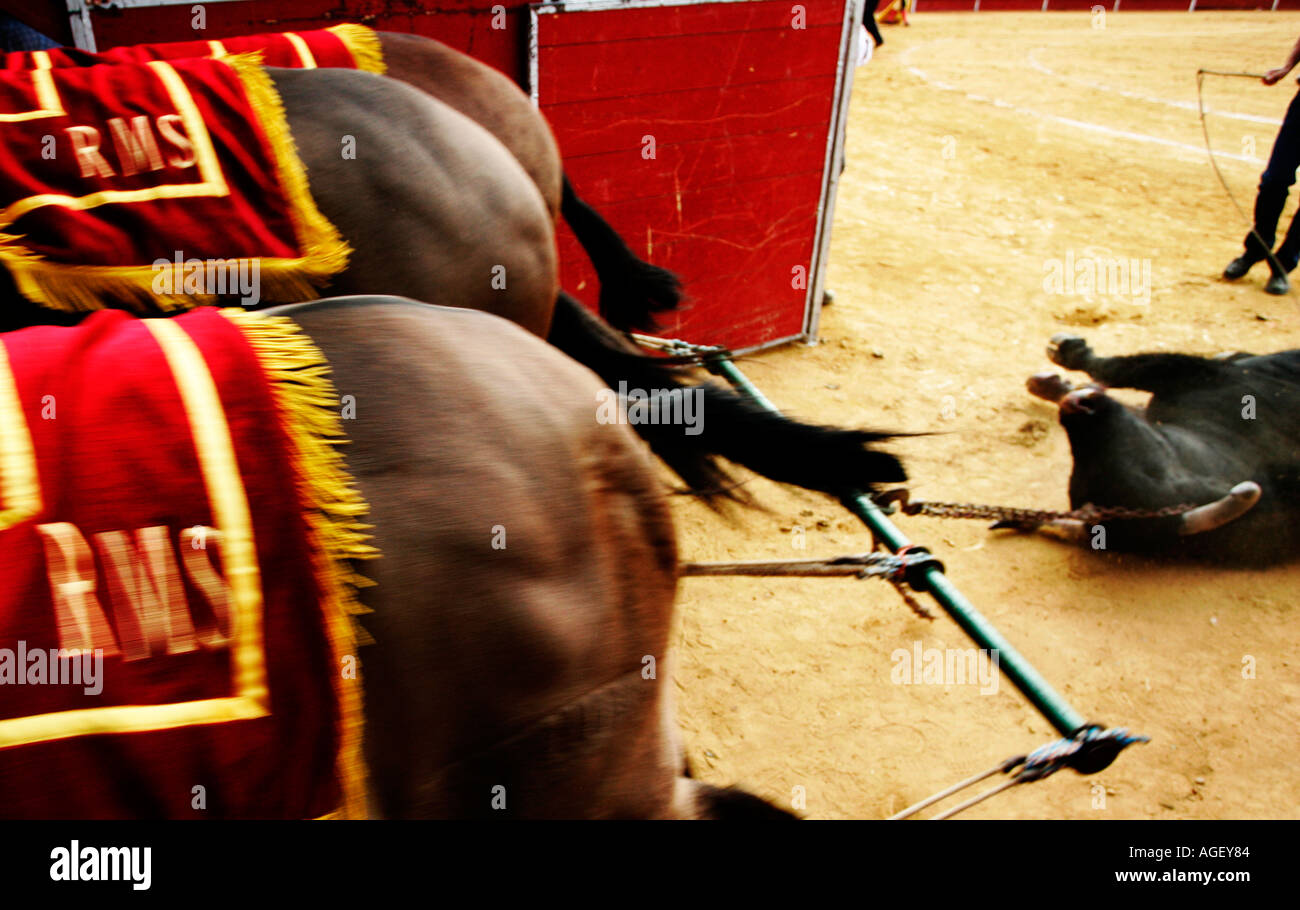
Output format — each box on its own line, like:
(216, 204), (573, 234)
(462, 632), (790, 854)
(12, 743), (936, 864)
(271, 295), (796, 818)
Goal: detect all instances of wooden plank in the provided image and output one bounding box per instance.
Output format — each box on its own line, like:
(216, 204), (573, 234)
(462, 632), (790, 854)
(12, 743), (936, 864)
(558, 214), (817, 287)
(669, 271), (810, 348)
(537, 25), (841, 103)
(603, 208), (818, 277)
(535, 1), (852, 349)
(543, 77), (835, 159)
(538, 0), (844, 46)
(561, 128), (828, 207)
(557, 171), (825, 242)
(561, 245), (808, 350)
(556, 168), (823, 349)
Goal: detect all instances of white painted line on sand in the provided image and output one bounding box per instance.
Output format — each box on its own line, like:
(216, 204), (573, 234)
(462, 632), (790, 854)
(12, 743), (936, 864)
(898, 42), (1264, 166)
(1026, 47), (1282, 127)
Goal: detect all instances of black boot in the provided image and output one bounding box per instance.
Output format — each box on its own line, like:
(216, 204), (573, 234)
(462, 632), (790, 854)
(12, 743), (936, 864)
(1223, 255), (1259, 280)
(1265, 270), (1291, 295)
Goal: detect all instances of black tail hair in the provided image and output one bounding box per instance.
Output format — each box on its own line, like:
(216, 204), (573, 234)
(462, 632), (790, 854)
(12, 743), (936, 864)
(693, 783), (802, 820)
(560, 175), (682, 333)
(547, 292), (906, 505)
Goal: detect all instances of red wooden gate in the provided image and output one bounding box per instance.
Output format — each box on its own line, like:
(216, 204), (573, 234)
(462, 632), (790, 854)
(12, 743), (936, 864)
(534, 0), (857, 351)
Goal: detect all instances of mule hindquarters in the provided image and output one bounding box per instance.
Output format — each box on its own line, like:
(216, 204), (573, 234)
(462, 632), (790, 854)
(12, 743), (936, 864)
(271, 67), (558, 336)
(375, 32), (563, 220)
(279, 297), (689, 818)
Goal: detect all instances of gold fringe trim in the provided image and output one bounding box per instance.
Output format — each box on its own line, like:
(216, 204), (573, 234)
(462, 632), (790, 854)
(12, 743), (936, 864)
(0, 252), (340, 315)
(326, 23), (387, 75)
(220, 307), (379, 821)
(223, 52), (352, 290)
(0, 55), (350, 315)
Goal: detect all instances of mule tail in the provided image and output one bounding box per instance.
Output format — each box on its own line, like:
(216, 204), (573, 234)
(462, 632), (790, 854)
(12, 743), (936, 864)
(548, 292), (906, 504)
(561, 175), (682, 333)
(684, 781), (801, 820)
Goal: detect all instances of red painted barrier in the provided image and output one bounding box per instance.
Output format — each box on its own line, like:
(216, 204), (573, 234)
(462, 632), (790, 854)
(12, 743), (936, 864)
(535, 0), (851, 350)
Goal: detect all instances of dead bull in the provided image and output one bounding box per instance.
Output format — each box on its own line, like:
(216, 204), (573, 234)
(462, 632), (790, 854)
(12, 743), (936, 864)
(1021, 334), (1299, 563)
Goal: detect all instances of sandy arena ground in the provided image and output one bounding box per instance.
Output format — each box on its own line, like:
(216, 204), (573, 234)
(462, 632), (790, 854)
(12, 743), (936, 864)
(671, 11), (1300, 819)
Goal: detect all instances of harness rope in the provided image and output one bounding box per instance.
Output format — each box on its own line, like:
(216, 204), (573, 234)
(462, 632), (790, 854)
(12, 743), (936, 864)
(1196, 68), (1298, 299)
(680, 550), (942, 619)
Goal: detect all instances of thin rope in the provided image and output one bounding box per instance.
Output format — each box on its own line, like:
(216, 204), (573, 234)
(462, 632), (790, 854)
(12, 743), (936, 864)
(1197, 68), (1297, 298)
(888, 754), (1024, 820)
(889, 727), (1148, 820)
(1198, 69), (1267, 80)
(681, 552), (925, 579)
(681, 555), (890, 577)
(928, 778), (1022, 820)
(680, 552), (939, 620)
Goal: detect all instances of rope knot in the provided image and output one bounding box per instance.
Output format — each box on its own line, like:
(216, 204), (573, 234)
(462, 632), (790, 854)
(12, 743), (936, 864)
(891, 544), (944, 591)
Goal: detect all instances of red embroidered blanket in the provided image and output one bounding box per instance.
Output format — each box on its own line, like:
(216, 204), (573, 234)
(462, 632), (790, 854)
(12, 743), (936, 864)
(1, 24), (384, 75)
(0, 307), (372, 818)
(0, 53), (348, 314)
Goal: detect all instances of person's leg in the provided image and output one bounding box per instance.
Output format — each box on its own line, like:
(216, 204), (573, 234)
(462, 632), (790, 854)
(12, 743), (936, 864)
(0, 13), (59, 52)
(863, 0), (884, 47)
(1241, 90), (1300, 266)
(1274, 214), (1300, 276)
(1272, 175), (1300, 277)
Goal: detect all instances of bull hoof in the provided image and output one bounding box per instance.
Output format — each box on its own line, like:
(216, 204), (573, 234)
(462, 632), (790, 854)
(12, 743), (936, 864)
(1060, 386), (1106, 415)
(1047, 334), (1092, 370)
(1026, 371), (1073, 403)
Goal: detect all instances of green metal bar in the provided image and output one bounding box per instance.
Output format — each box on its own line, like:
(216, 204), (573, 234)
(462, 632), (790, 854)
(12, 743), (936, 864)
(707, 355), (1088, 737)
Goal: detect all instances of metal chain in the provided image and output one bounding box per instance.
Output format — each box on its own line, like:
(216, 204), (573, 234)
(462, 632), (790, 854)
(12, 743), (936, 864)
(875, 489), (1196, 526)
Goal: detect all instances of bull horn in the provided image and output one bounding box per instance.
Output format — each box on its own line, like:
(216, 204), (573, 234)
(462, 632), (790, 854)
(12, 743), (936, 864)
(1177, 482), (1262, 536)
(1038, 518), (1087, 543)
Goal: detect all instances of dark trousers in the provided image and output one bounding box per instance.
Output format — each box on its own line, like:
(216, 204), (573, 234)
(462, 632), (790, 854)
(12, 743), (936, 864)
(1245, 89), (1300, 274)
(0, 13), (59, 52)
(863, 0), (884, 48)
